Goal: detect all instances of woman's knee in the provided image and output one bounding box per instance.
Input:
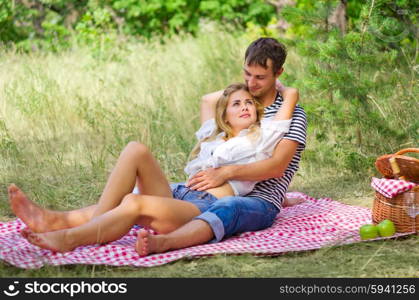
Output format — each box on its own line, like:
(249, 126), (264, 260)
(120, 193), (143, 211)
(125, 141), (150, 158)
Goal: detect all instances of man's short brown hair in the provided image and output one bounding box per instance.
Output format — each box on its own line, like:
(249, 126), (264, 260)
(244, 38), (287, 74)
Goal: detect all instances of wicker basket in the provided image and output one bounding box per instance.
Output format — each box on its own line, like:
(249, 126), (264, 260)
(375, 148), (419, 183)
(372, 188), (418, 233)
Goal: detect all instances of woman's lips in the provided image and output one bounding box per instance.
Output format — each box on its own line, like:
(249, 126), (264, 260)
(240, 113), (251, 118)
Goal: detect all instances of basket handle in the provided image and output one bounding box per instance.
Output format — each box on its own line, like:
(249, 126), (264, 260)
(394, 148), (419, 156)
(390, 147), (419, 181)
(389, 157), (405, 180)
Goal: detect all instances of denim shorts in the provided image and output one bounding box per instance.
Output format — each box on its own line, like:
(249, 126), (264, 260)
(170, 183), (279, 243)
(170, 183), (218, 213)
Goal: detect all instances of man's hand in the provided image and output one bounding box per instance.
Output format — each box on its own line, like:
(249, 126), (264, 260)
(186, 167), (230, 191)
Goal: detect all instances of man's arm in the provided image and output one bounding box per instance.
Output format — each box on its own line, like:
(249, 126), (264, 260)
(187, 138), (298, 191)
(200, 90), (223, 123)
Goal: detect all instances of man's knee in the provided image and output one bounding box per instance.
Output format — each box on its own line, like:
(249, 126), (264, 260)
(211, 197), (244, 213)
(206, 196), (276, 239)
(206, 197), (243, 225)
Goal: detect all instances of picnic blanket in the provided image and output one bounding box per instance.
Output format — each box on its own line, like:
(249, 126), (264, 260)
(0, 192), (412, 269)
(371, 177), (417, 198)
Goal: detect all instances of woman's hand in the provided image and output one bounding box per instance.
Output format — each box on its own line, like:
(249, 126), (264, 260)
(186, 167), (229, 191)
(275, 79), (285, 93)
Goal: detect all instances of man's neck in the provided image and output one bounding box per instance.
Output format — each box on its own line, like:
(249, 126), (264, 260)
(259, 87), (278, 108)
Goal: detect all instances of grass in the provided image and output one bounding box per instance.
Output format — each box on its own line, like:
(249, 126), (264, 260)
(0, 29), (417, 277)
(1, 236), (417, 277)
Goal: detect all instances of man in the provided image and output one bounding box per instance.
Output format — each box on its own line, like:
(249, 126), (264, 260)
(135, 37), (307, 255)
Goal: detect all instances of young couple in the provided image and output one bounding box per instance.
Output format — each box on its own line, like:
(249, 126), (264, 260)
(8, 37), (307, 256)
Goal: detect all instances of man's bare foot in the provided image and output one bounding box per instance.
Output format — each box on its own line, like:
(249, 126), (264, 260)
(8, 184), (57, 233)
(135, 229), (168, 257)
(283, 196), (306, 207)
(21, 227), (74, 253)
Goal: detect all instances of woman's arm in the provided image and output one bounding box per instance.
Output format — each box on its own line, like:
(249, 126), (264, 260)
(194, 90), (223, 141)
(273, 87), (299, 121)
(187, 139), (299, 190)
(200, 90), (223, 124)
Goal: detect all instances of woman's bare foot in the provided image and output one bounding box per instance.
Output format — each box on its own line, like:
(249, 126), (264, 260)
(21, 227), (74, 253)
(8, 184), (57, 233)
(135, 229), (168, 257)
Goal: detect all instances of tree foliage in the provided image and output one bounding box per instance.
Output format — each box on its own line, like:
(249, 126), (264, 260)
(0, 0), (275, 49)
(1, 0), (416, 175)
(278, 0), (417, 174)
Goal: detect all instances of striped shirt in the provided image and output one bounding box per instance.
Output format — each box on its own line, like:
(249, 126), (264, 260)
(246, 92), (307, 210)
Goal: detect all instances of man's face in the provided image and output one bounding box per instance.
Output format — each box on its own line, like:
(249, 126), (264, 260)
(243, 59), (280, 98)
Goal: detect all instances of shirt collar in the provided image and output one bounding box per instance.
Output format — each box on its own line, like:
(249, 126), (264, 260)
(215, 128), (249, 141)
(264, 92), (283, 111)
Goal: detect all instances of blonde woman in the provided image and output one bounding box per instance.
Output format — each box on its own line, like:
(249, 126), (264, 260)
(9, 83), (297, 253)
(184, 83), (294, 198)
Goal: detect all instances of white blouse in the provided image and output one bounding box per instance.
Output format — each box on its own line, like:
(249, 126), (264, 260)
(184, 118), (291, 196)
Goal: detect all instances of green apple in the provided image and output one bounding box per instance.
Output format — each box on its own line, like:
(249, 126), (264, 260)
(377, 219), (396, 237)
(359, 224), (379, 240)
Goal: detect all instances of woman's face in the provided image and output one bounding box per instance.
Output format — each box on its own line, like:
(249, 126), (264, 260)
(225, 89), (257, 135)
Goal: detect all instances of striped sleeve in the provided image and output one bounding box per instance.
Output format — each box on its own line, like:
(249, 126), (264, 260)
(282, 105), (307, 148)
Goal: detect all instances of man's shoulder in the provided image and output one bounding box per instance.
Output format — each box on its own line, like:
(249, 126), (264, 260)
(284, 104), (307, 146)
(290, 106), (307, 131)
(293, 104), (306, 119)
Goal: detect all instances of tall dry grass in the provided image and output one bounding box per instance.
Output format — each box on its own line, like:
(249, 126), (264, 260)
(0, 31), (248, 212)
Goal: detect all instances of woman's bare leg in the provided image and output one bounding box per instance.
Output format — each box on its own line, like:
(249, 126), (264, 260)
(8, 185), (96, 233)
(91, 141), (172, 217)
(10, 141), (173, 232)
(23, 193), (201, 253)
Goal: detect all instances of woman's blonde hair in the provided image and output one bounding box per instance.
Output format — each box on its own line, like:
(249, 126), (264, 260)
(188, 83), (264, 161)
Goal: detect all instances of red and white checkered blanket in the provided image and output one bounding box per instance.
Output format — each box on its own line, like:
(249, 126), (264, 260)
(0, 192), (411, 269)
(371, 177), (417, 198)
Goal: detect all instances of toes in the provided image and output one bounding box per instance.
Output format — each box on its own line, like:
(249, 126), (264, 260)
(28, 233), (42, 245)
(21, 227), (31, 238)
(22, 229), (42, 247)
(22, 229), (37, 242)
(8, 184), (18, 197)
(24, 232), (49, 249)
(136, 229), (149, 257)
(138, 229), (149, 239)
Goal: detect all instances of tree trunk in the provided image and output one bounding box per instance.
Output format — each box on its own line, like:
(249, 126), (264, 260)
(267, 0), (296, 31)
(328, 0), (348, 34)
(18, 0), (46, 36)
